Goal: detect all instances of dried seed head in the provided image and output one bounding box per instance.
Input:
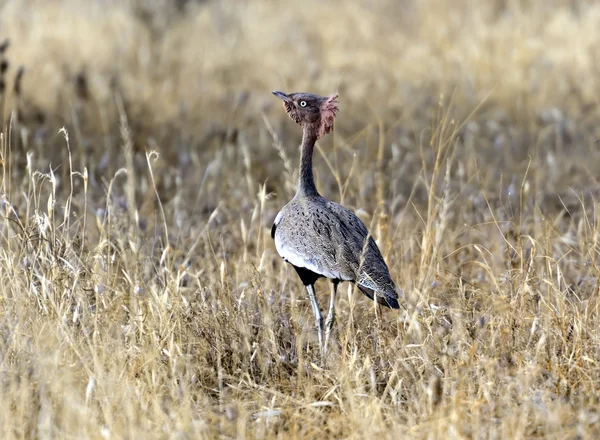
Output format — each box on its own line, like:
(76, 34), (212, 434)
(14, 66), (25, 96)
(0, 39), (9, 54)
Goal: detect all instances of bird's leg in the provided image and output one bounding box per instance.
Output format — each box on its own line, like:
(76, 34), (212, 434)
(305, 284), (324, 355)
(324, 281), (338, 353)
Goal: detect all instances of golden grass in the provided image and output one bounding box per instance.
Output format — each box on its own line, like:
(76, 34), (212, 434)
(1, 0), (600, 438)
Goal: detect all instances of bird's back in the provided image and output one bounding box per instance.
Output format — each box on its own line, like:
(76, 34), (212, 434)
(272, 195), (399, 308)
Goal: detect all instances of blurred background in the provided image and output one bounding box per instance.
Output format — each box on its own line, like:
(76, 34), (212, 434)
(1, 0), (599, 193)
(1, 0), (599, 206)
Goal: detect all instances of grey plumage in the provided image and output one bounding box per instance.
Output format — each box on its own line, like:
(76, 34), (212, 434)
(271, 90), (401, 355)
(272, 196), (400, 309)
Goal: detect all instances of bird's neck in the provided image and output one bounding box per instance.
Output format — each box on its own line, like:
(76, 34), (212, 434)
(297, 126), (319, 197)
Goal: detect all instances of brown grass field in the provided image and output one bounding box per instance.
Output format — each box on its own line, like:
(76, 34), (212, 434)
(1, 0), (600, 438)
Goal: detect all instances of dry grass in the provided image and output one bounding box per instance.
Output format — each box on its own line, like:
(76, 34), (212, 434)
(1, 0), (600, 438)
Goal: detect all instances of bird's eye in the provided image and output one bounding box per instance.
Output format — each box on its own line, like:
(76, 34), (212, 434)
(299, 100), (307, 107)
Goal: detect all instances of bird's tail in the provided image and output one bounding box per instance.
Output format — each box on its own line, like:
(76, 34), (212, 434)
(357, 284), (401, 309)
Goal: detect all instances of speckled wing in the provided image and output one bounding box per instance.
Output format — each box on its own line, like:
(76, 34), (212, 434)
(324, 200), (400, 308)
(272, 196), (400, 308)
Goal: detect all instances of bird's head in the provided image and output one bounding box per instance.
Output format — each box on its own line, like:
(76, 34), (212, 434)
(272, 91), (339, 139)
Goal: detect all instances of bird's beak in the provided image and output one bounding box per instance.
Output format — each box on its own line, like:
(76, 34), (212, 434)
(272, 90), (292, 103)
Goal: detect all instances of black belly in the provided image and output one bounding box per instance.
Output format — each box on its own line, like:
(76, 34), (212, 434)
(292, 264), (322, 286)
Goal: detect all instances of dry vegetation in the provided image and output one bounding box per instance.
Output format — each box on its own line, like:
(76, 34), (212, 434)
(1, 0), (600, 438)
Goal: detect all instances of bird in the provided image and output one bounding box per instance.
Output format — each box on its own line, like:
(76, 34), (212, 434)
(271, 90), (401, 355)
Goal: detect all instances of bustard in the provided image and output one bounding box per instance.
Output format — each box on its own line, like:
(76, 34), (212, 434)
(271, 90), (401, 355)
